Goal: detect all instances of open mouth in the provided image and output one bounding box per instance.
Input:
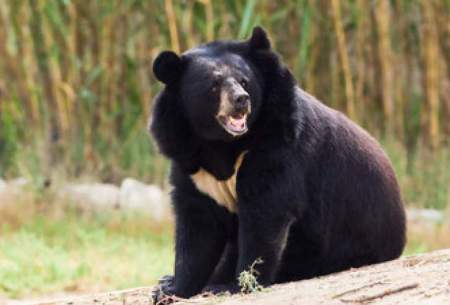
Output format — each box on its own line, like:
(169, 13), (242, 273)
(217, 112), (248, 136)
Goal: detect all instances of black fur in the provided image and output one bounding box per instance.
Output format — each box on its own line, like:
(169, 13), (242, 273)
(150, 27), (406, 302)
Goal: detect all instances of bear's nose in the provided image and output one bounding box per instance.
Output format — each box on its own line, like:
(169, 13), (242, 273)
(234, 94), (250, 111)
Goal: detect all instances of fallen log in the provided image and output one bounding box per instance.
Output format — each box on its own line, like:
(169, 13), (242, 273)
(31, 249), (450, 305)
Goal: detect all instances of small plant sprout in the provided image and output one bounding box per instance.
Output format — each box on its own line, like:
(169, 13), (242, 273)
(238, 257), (264, 294)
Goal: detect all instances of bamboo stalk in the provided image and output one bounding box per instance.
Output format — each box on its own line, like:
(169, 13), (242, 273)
(164, 0), (180, 53)
(434, 1), (450, 140)
(393, 0), (414, 142)
(18, 2), (40, 127)
(355, 0), (368, 124)
(40, 1), (68, 136)
(420, 0), (440, 150)
(330, 0), (356, 120)
(0, 1), (38, 125)
(374, 0), (395, 136)
(29, 0), (61, 142)
(198, 0), (214, 41)
(2, 2), (41, 126)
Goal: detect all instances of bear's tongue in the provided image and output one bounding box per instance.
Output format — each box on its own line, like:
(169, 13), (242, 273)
(217, 113), (248, 136)
(227, 113), (246, 131)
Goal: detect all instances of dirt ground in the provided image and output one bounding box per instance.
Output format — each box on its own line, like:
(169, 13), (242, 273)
(18, 248), (450, 305)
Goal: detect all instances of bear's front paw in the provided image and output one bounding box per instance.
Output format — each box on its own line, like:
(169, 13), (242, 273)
(152, 275), (176, 305)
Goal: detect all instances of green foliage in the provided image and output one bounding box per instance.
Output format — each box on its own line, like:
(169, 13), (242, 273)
(238, 0), (258, 39)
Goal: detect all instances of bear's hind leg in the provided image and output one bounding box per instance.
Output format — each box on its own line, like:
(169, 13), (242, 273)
(275, 225), (322, 283)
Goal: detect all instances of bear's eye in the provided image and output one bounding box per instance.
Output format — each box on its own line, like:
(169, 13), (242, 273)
(240, 79), (248, 89)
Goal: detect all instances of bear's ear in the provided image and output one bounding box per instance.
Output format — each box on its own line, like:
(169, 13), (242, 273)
(248, 26), (271, 50)
(153, 51), (183, 85)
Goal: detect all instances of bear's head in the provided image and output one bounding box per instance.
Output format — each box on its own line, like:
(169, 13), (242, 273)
(152, 27), (274, 141)
(151, 27), (299, 169)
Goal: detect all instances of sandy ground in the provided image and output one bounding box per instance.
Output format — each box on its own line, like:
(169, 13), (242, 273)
(12, 248), (449, 305)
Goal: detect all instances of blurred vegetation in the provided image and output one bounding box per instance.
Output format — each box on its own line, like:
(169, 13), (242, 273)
(0, 195), (173, 298)
(0, 0), (449, 207)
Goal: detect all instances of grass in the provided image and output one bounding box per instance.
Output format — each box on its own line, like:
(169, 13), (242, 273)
(404, 217), (450, 256)
(0, 199), (174, 299)
(383, 141), (450, 210)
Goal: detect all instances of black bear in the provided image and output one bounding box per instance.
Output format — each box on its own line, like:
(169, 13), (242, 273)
(150, 27), (406, 303)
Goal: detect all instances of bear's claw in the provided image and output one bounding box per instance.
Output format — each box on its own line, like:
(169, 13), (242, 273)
(152, 275), (176, 305)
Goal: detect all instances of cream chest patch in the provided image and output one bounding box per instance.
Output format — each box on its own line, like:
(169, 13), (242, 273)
(190, 152), (246, 213)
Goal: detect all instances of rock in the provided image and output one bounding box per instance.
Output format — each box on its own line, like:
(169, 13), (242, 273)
(0, 178), (7, 203)
(3, 176), (169, 220)
(10, 177), (29, 188)
(59, 183), (120, 211)
(56, 179), (169, 220)
(0, 177), (29, 203)
(0, 178), (6, 193)
(119, 178), (168, 220)
(0, 177), (29, 193)
(407, 208), (444, 223)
